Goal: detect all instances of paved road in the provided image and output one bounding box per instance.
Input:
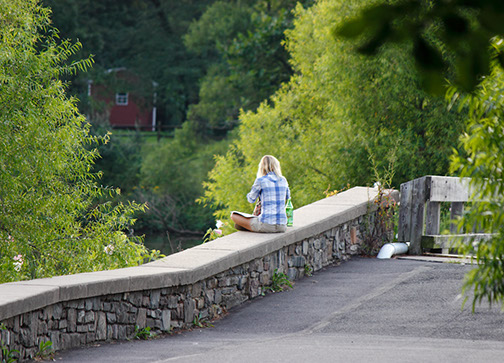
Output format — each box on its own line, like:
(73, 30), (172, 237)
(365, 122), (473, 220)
(56, 258), (504, 363)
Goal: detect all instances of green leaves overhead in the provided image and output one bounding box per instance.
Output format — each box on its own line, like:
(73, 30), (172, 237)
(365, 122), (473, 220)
(335, 0), (504, 93)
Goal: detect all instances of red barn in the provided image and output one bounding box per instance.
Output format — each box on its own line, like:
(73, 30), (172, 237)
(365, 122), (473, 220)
(88, 68), (157, 131)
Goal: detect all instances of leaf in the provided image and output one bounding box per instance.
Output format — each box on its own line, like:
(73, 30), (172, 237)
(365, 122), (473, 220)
(413, 37), (445, 71)
(335, 17), (368, 38)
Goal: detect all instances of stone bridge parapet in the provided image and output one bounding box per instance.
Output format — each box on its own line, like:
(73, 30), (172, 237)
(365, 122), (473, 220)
(0, 187), (396, 361)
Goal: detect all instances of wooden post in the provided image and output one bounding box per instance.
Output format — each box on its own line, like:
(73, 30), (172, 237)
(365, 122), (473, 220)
(450, 202), (464, 234)
(398, 181), (413, 242)
(425, 201), (440, 235)
(409, 177), (427, 255)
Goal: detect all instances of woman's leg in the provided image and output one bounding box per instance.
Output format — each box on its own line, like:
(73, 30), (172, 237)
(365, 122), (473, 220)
(231, 212), (253, 231)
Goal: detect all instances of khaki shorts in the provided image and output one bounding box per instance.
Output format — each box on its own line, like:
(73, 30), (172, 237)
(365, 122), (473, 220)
(250, 217), (287, 233)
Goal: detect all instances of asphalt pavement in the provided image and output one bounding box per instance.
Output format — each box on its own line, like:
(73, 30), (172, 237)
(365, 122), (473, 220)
(55, 257), (504, 363)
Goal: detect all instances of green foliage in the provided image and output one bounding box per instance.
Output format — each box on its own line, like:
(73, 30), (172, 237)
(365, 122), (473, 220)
(133, 326), (157, 340)
(304, 264), (313, 277)
(200, 0), (465, 223)
(193, 313), (214, 328)
(336, 0), (504, 93)
(185, 0), (311, 133)
(449, 47), (504, 310)
(0, 0), (158, 283)
(362, 148), (398, 255)
(266, 269), (293, 292)
(35, 340), (54, 361)
(92, 130), (143, 194)
(45, 0), (215, 127)
(137, 122), (229, 233)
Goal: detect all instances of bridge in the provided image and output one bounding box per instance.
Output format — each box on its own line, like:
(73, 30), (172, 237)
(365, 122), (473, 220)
(0, 180), (501, 361)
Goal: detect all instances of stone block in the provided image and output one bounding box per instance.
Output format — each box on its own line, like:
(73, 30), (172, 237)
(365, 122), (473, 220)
(96, 312), (106, 341)
(136, 308), (147, 328)
(77, 310), (86, 324)
(85, 300), (93, 311)
(161, 310), (171, 332)
(302, 241), (309, 255)
(37, 321), (48, 335)
(237, 276), (248, 290)
(150, 291), (160, 309)
(184, 299), (195, 323)
(84, 311), (94, 324)
(67, 309), (77, 333)
(192, 282), (203, 297)
(59, 320), (68, 330)
(196, 297), (205, 310)
(287, 268), (297, 281)
(66, 301), (79, 309)
(222, 292), (247, 310)
(167, 296), (178, 309)
(49, 331), (60, 351)
(106, 313), (116, 324)
(260, 272), (270, 285)
(126, 292), (143, 307)
(232, 266), (244, 275)
(118, 325), (129, 340)
(12, 316), (20, 333)
(204, 290), (215, 304)
(61, 333), (81, 350)
(214, 290), (222, 305)
(288, 256), (306, 268)
(86, 332), (96, 344)
(206, 278), (218, 289)
(221, 287), (237, 295)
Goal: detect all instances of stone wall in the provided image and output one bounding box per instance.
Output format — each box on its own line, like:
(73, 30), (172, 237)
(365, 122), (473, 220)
(0, 187), (395, 361)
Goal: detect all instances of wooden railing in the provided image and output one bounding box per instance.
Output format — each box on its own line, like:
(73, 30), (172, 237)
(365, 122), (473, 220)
(397, 176), (492, 255)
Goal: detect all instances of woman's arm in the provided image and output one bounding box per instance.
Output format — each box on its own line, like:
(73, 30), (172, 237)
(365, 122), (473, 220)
(247, 178), (261, 203)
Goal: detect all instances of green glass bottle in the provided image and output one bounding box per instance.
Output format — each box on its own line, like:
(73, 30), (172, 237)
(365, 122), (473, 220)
(286, 198), (294, 227)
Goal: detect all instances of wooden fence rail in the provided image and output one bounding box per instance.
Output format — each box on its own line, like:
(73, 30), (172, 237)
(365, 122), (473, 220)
(397, 175), (491, 255)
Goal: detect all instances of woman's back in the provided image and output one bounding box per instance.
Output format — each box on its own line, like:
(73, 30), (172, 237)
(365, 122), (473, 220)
(247, 172), (290, 225)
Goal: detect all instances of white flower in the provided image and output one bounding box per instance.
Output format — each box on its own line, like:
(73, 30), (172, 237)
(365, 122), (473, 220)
(214, 229), (222, 235)
(13, 254), (23, 272)
(215, 220), (224, 229)
(104, 244), (115, 255)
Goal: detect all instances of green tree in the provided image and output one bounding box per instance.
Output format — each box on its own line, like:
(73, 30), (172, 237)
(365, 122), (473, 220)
(449, 50), (504, 309)
(200, 0), (465, 221)
(138, 122), (229, 234)
(339, 0), (504, 309)
(185, 0), (312, 134)
(44, 0), (215, 127)
(0, 0), (157, 283)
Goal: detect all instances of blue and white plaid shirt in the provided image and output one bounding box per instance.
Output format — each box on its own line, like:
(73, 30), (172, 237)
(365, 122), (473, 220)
(247, 172), (291, 225)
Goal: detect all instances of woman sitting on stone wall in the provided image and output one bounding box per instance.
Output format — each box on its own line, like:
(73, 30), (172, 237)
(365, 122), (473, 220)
(231, 155), (291, 233)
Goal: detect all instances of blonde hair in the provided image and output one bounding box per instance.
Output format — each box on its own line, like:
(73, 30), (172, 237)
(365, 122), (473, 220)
(257, 155), (283, 178)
